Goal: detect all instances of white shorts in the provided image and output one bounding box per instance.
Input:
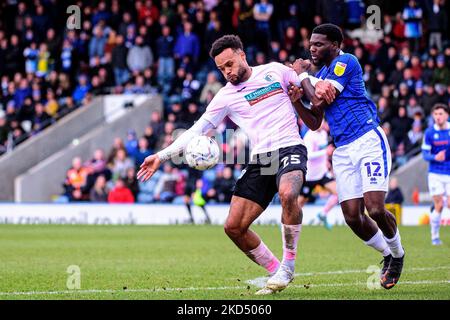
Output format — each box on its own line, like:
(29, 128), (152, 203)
(428, 172), (450, 197)
(332, 127), (392, 203)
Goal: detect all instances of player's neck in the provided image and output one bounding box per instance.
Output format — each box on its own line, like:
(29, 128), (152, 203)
(437, 122), (448, 130)
(325, 50), (340, 67)
(240, 66), (252, 83)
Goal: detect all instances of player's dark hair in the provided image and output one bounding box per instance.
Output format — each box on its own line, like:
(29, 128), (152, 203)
(431, 103), (449, 114)
(209, 35), (244, 58)
(312, 23), (344, 46)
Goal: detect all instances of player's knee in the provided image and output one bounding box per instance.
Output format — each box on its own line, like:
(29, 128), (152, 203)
(367, 207), (386, 221)
(344, 214), (361, 228)
(223, 222), (245, 239)
(279, 188), (298, 207)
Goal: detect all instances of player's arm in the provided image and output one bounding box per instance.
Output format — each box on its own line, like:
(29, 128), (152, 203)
(288, 82), (323, 131)
(138, 91), (228, 181)
(422, 131), (446, 162)
(137, 117), (215, 181)
(290, 59), (338, 109)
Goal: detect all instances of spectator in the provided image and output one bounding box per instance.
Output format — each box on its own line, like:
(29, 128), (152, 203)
(89, 25), (107, 59)
(36, 43), (50, 77)
(72, 75), (91, 105)
(199, 71), (223, 105)
(111, 35), (129, 86)
(63, 156), (89, 201)
(406, 118), (424, 152)
(31, 102), (51, 133)
(107, 137), (125, 165)
(143, 125), (158, 151)
(385, 177), (404, 205)
(426, 0), (447, 51)
(125, 129), (138, 156)
(111, 147), (134, 180)
(391, 106), (413, 146)
(432, 55), (450, 85)
(253, 0), (273, 53)
(108, 177), (135, 203)
(127, 35), (153, 74)
(208, 167), (236, 203)
(45, 89), (59, 117)
(174, 21), (200, 65)
(154, 163), (179, 202)
(402, 0), (423, 52)
(156, 25), (175, 92)
(124, 167), (140, 199)
(132, 136), (152, 168)
(90, 175), (108, 202)
(23, 42), (38, 74)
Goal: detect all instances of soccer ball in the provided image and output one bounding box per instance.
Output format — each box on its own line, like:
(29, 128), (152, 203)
(184, 136), (220, 170)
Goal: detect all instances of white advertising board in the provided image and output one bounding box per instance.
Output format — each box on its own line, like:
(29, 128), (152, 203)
(0, 204), (448, 226)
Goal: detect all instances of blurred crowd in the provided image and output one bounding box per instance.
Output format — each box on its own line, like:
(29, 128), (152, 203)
(0, 0), (449, 203)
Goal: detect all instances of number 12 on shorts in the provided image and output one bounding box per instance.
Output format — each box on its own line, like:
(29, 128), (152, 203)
(364, 162), (382, 177)
(281, 155), (301, 169)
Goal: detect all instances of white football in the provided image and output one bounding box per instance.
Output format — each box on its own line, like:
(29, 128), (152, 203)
(184, 136), (220, 170)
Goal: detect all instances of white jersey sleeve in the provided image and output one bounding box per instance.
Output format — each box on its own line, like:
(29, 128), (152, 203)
(156, 116), (215, 162)
(201, 89), (229, 128)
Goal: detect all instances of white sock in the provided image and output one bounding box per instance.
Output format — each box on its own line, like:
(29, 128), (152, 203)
(365, 229), (392, 257)
(430, 210), (441, 240)
(383, 229), (405, 258)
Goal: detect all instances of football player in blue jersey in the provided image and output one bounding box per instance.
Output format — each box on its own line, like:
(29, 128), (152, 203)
(422, 103), (450, 246)
(288, 23), (405, 290)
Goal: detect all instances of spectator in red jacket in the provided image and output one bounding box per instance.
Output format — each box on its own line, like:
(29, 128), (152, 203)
(108, 177), (135, 203)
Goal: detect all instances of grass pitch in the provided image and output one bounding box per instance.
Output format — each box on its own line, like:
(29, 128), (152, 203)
(0, 224), (448, 300)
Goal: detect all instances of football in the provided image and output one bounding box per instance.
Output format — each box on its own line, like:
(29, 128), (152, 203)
(184, 135), (220, 170)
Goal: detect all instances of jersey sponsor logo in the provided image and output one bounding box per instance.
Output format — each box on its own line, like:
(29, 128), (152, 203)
(264, 73), (275, 82)
(334, 61), (347, 76)
(244, 82), (284, 106)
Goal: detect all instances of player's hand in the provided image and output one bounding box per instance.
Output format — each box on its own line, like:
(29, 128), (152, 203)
(435, 150), (446, 162)
(288, 81), (304, 102)
(290, 58), (312, 75)
(137, 154), (161, 181)
(316, 80), (336, 104)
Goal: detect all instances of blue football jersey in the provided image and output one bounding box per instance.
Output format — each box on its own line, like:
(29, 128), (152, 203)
(422, 123), (450, 176)
(315, 52), (380, 147)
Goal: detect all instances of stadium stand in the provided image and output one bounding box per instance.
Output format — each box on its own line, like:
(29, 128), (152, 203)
(0, 0), (448, 203)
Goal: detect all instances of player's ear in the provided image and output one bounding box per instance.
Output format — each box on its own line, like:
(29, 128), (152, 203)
(239, 50), (247, 62)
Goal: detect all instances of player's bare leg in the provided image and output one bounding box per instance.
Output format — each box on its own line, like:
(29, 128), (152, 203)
(317, 180), (338, 229)
(430, 195), (444, 245)
(265, 170), (304, 293)
(224, 196), (280, 275)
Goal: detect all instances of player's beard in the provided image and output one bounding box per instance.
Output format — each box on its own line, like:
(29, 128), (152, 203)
(229, 65), (248, 85)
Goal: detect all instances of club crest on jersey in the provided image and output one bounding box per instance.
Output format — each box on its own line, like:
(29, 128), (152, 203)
(264, 73), (275, 82)
(334, 62), (347, 76)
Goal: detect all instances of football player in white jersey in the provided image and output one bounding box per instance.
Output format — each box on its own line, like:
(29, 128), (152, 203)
(137, 35), (334, 294)
(298, 121), (338, 230)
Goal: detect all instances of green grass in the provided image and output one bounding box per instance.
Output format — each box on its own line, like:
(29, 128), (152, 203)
(0, 224), (448, 300)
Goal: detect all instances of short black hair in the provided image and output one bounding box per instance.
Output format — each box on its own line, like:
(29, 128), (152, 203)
(431, 103), (450, 114)
(312, 23), (344, 46)
(209, 35), (244, 58)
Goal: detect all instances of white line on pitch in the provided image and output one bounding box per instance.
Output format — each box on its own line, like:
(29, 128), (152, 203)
(246, 265), (450, 288)
(0, 280), (448, 296)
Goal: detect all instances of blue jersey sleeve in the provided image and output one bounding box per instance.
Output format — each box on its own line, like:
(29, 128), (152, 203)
(324, 54), (359, 92)
(422, 129), (435, 161)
